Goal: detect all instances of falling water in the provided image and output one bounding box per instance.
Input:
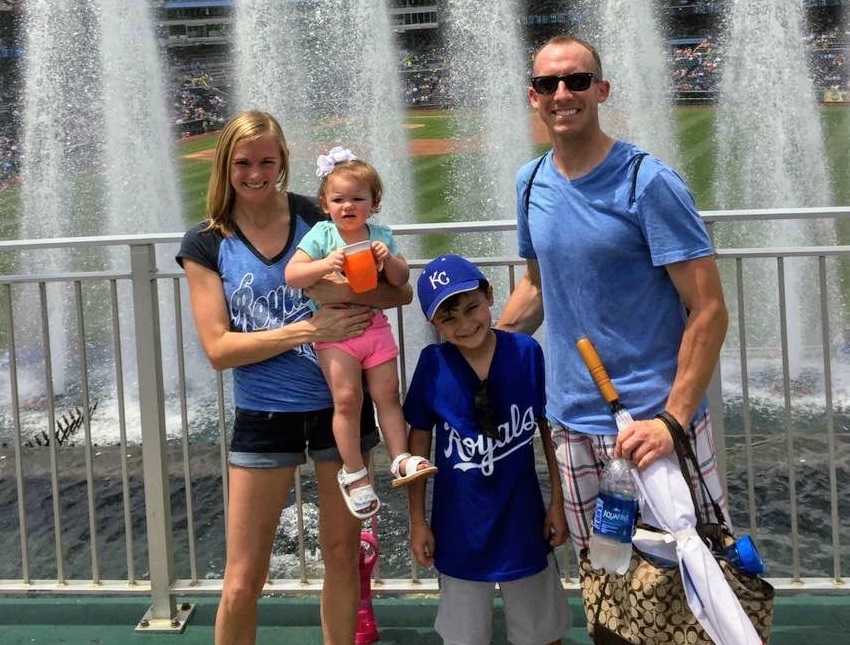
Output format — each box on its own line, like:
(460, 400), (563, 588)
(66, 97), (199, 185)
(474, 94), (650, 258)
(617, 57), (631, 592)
(715, 0), (837, 375)
(592, 0), (680, 168)
(98, 0), (181, 235)
(343, 0), (416, 228)
(97, 0), (186, 409)
(234, 0), (415, 226)
(233, 0), (313, 191)
(13, 0), (187, 427)
(716, 1), (833, 211)
(18, 0), (104, 397)
(443, 0), (534, 255)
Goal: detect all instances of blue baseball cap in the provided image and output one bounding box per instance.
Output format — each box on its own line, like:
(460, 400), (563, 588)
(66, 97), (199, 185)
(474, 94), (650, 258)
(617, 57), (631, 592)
(417, 254), (487, 320)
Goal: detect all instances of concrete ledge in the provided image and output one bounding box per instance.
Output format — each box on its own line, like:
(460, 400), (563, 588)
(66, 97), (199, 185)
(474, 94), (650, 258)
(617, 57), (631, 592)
(1, 594), (849, 644)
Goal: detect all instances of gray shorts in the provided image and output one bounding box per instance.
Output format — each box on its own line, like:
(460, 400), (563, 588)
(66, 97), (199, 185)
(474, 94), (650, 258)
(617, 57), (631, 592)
(435, 555), (569, 645)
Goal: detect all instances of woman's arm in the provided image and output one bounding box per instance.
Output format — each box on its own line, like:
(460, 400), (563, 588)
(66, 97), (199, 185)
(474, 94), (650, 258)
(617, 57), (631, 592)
(371, 241), (409, 287)
(183, 259), (372, 370)
(306, 273), (413, 308)
(285, 249), (344, 289)
(380, 253), (409, 287)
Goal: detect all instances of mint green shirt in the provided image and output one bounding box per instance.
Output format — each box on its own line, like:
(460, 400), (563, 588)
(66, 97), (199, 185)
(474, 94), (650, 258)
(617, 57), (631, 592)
(297, 220), (398, 260)
(296, 220), (399, 313)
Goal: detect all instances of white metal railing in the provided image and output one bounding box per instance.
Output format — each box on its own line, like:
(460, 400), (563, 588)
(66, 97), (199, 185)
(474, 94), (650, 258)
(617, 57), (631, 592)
(1, 207), (849, 629)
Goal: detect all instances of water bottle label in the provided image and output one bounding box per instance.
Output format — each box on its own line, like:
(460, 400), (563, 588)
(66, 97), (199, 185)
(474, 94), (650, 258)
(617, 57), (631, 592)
(592, 493), (638, 544)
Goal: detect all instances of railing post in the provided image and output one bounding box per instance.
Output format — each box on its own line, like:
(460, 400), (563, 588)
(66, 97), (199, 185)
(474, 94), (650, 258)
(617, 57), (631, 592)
(706, 220), (730, 505)
(707, 361), (729, 507)
(130, 244), (193, 632)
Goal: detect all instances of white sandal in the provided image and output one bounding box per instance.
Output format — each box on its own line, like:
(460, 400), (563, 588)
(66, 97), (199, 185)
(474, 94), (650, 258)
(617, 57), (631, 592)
(337, 466), (381, 520)
(390, 452), (438, 489)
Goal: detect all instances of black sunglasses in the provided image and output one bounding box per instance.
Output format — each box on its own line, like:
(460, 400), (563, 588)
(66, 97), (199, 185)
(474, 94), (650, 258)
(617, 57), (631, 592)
(473, 379), (500, 440)
(530, 72), (597, 95)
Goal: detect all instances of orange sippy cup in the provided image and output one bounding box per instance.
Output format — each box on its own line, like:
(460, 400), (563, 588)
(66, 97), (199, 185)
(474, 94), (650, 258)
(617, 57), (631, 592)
(342, 241), (378, 294)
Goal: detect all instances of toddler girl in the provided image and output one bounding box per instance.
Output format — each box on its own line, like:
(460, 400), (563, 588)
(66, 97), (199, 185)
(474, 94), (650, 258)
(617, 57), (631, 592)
(286, 147), (436, 519)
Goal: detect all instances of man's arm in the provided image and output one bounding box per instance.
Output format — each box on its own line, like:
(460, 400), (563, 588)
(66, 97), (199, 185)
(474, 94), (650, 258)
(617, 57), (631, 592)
(617, 256), (728, 469)
(496, 259), (544, 334)
(663, 256), (728, 427)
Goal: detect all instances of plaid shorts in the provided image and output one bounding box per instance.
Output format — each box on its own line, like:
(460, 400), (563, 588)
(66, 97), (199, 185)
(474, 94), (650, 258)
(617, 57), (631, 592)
(551, 409), (729, 555)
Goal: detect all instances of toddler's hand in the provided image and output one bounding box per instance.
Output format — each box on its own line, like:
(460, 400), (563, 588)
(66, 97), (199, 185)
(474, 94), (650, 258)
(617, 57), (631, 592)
(371, 241), (390, 264)
(410, 521), (435, 568)
(324, 249), (345, 274)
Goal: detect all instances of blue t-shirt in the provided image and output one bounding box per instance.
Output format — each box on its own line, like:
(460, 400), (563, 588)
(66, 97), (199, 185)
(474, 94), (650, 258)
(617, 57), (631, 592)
(402, 330), (549, 582)
(516, 141), (713, 435)
(176, 193), (333, 412)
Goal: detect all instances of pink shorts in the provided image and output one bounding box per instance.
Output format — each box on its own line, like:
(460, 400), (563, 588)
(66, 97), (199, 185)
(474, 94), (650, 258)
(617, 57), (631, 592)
(315, 313), (399, 369)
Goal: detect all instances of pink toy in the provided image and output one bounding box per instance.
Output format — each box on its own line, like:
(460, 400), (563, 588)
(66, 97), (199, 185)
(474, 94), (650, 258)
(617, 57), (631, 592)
(355, 525), (380, 645)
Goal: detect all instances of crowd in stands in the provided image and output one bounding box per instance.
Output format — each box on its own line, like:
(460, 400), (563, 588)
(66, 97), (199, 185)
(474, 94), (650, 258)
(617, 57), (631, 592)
(804, 27), (850, 50)
(399, 47), (448, 107)
(815, 49), (848, 102)
(402, 69), (447, 106)
(0, 129), (18, 183)
(672, 38), (720, 92)
(2, 27), (850, 186)
(172, 62), (229, 136)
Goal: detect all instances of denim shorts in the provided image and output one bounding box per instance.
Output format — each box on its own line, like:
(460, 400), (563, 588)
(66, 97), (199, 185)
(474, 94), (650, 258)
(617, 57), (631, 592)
(229, 402), (379, 469)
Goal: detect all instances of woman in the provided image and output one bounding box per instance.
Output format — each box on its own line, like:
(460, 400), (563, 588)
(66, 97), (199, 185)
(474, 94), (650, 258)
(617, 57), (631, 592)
(176, 110), (411, 645)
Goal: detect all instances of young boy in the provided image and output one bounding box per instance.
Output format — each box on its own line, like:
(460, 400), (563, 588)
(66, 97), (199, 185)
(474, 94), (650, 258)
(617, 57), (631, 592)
(404, 254), (570, 645)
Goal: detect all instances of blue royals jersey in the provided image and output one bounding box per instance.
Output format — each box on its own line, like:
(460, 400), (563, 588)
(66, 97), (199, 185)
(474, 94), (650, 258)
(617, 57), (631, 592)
(403, 330), (549, 582)
(176, 193), (333, 412)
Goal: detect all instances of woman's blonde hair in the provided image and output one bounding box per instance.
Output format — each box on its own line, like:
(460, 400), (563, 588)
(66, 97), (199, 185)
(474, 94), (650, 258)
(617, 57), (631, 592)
(317, 159), (384, 214)
(205, 110), (290, 235)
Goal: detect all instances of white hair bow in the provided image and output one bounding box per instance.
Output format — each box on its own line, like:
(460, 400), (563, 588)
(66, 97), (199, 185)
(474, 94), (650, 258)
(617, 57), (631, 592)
(316, 146), (357, 177)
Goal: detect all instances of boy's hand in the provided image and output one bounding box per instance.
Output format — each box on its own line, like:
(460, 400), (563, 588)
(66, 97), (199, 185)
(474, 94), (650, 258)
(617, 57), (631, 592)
(410, 521), (435, 567)
(544, 502), (568, 547)
(324, 249), (345, 274)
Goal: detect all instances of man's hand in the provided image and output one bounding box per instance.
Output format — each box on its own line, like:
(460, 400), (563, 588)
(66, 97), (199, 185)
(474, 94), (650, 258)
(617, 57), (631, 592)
(615, 418), (674, 469)
(410, 521), (435, 567)
(544, 501), (568, 547)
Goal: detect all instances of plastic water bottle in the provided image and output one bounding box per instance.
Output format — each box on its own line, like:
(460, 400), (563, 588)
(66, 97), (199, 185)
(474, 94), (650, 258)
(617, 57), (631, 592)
(589, 458), (638, 575)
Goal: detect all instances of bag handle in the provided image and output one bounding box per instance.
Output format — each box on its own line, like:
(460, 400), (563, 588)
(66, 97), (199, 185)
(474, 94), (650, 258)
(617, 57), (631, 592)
(523, 152), (548, 215)
(656, 411), (729, 538)
(522, 151), (648, 215)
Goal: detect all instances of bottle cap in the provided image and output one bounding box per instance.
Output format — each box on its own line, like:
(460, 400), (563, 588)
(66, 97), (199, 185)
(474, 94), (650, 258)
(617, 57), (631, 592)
(727, 535), (764, 575)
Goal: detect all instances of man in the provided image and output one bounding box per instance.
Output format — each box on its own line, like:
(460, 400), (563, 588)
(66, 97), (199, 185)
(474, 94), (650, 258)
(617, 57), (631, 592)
(498, 35), (729, 552)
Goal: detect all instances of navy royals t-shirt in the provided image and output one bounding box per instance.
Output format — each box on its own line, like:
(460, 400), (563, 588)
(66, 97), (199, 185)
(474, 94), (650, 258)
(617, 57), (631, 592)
(403, 329), (549, 582)
(176, 193), (333, 412)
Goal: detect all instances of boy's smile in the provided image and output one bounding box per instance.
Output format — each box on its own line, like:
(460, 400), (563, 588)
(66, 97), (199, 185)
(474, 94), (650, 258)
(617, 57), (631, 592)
(432, 289), (494, 352)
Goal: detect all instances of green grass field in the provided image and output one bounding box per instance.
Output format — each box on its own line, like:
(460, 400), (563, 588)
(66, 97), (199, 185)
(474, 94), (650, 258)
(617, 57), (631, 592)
(2, 106), (850, 234)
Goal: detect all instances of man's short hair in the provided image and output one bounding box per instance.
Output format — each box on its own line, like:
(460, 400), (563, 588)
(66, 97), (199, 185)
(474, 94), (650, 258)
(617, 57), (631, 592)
(532, 35), (603, 78)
